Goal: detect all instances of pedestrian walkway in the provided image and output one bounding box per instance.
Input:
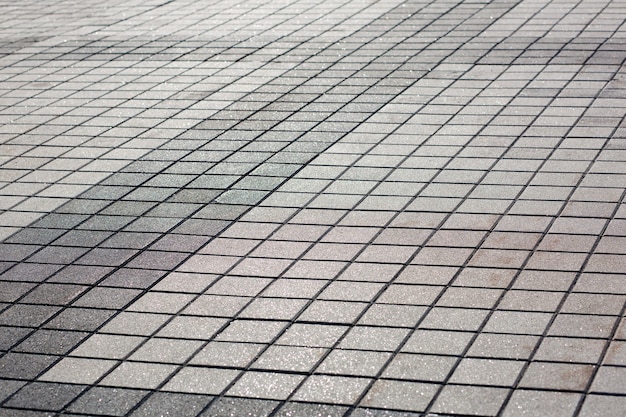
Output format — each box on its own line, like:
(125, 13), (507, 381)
(1, 0), (626, 415)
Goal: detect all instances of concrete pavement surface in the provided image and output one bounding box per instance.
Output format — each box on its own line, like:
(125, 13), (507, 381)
(1, 0), (626, 415)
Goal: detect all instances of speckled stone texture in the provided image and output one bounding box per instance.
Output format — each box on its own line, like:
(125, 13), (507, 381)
(1, 0), (626, 415)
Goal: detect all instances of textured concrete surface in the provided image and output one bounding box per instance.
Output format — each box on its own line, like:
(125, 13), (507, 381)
(1, 0), (626, 416)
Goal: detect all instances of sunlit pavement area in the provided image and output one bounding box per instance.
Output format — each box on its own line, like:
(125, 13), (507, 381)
(1, 0), (626, 415)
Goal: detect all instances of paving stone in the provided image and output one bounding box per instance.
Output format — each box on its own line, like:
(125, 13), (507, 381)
(14, 330), (89, 355)
(72, 287), (142, 309)
(449, 358), (524, 387)
(43, 307), (115, 331)
(589, 366), (626, 394)
(199, 397), (279, 417)
(71, 334), (145, 359)
(579, 394), (626, 417)
(129, 392), (213, 417)
(274, 403), (349, 417)
(0, 379), (25, 403)
(156, 316), (228, 340)
(163, 367), (240, 395)
(0, 263), (64, 283)
(100, 362), (177, 390)
(227, 372), (304, 400)
(402, 330), (473, 356)
(100, 268), (165, 289)
(0, 304), (60, 327)
(359, 380), (438, 413)
(190, 342), (265, 368)
(129, 338), (203, 364)
(501, 390), (581, 417)
(66, 387), (149, 416)
(39, 357), (117, 385)
(431, 385), (510, 416)
(520, 362), (595, 391)
(4, 382), (86, 411)
(292, 375), (371, 405)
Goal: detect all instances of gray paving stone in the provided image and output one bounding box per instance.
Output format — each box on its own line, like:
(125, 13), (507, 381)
(13, 330), (89, 356)
(4, 382), (86, 412)
(66, 387), (148, 416)
(0, 353), (58, 380)
(43, 307), (115, 331)
(431, 385), (510, 416)
(199, 397), (279, 417)
(0, 304), (60, 327)
(359, 380), (439, 413)
(501, 390), (581, 417)
(129, 392), (213, 417)
(275, 402), (349, 417)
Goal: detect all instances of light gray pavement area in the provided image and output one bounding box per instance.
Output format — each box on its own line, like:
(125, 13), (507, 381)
(1, 0), (626, 415)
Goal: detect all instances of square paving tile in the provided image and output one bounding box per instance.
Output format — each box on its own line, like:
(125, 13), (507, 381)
(579, 394), (626, 417)
(431, 385), (510, 416)
(520, 362), (595, 391)
(253, 345), (327, 372)
(382, 353), (456, 382)
(100, 362), (177, 390)
(190, 342), (265, 368)
(163, 367), (240, 395)
(71, 334), (145, 359)
(291, 375), (371, 405)
(338, 326), (409, 352)
(449, 358), (524, 387)
(199, 397), (279, 417)
(589, 366), (626, 394)
(156, 316), (228, 340)
(501, 390), (581, 417)
(39, 357), (117, 385)
(129, 392), (213, 417)
(128, 338), (203, 364)
(360, 380), (438, 413)
(4, 382), (86, 412)
(318, 350), (391, 377)
(227, 371), (304, 400)
(67, 386), (149, 416)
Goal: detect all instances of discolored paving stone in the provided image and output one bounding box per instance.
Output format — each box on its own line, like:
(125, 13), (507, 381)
(501, 390), (581, 417)
(431, 385), (510, 416)
(579, 394), (626, 417)
(360, 380), (439, 413)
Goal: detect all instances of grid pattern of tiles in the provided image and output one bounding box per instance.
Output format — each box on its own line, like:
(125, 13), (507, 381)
(1, 0), (626, 416)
